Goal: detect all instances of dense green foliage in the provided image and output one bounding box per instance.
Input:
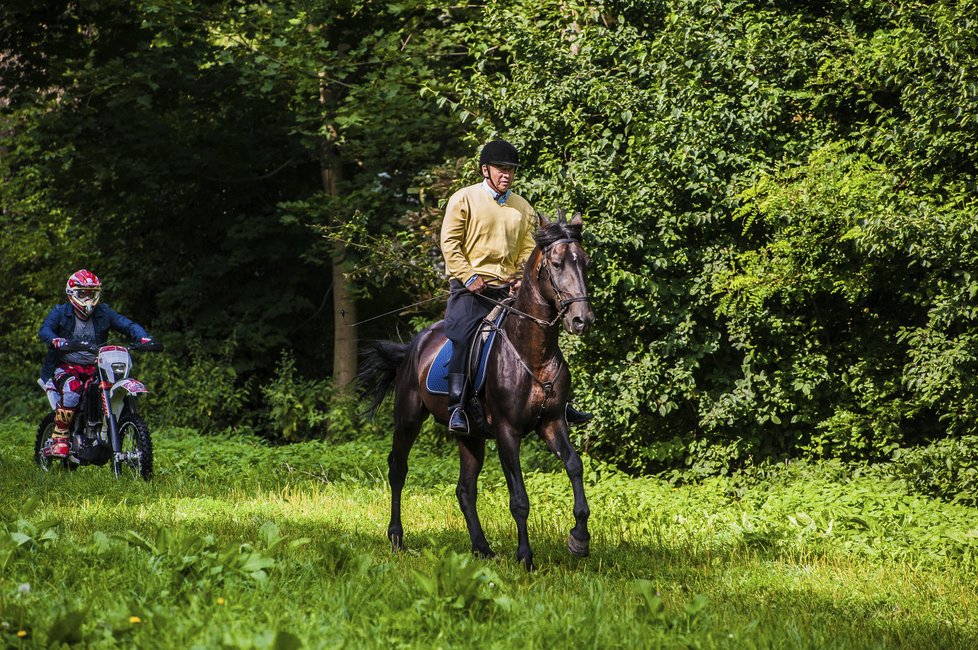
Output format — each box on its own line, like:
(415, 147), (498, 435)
(1, 419), (977, 648)
(3, 0), (321, 365)
(0, 0), (466, 398)
(446, 0), (978, 474)
(4, 1), (978, 477)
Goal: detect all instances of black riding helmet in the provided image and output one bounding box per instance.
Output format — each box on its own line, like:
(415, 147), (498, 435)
(479, 139), (520, 168)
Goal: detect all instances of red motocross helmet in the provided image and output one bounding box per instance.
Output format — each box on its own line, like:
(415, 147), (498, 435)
(66, 269), (102, 318)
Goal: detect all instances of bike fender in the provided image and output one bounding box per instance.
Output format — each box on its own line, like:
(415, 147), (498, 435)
(109, 378), (147, 420)
(110, 378), (148, 396)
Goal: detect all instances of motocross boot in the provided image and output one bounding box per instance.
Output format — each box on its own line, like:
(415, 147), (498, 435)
(44, 437), (70, 458)
(447, 373), (470, 434)
(45, 407), (75, 458)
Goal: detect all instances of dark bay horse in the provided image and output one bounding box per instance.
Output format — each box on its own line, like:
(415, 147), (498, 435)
(358, 210), (594, 570)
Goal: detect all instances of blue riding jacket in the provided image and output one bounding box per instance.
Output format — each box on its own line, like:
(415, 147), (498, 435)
(38, 303), (150, 381)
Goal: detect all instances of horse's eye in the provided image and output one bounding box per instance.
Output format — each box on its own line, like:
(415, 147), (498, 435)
(552, 261), (563, 269)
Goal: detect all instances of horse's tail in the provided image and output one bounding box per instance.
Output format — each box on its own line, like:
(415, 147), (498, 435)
(356, 340), (411, 418)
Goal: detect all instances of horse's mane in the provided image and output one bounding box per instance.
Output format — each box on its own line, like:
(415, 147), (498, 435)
(532, 215), (583, 249)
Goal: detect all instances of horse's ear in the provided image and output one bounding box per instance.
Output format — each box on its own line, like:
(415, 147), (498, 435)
(555, 207), (566, 224)
(537, 211), (552, 228)
(569, 211), (583, 226)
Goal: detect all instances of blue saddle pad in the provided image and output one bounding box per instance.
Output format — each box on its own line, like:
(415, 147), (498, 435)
(425, 328), (499, 395)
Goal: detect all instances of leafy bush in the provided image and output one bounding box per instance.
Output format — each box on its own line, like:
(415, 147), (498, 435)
(153, 428), (364, 486)
(259, 349), (412, 441)
(0, 370), (49, 423)
(138, 338), (253, 433)
(119, 520), (306, 589)
(452, 0), (978, 477)
(889, 437), (978, 507)
(260, 352), (332, 441)
(140, 344), (389, 441)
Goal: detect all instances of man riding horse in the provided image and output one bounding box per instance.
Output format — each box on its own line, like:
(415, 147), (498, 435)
(359, 202), (595, 569)
(440, 139), (592, 434)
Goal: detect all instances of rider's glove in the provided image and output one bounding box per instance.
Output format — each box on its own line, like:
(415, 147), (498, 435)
(140, 337), (153, 344)
(51, 338), (68, 349)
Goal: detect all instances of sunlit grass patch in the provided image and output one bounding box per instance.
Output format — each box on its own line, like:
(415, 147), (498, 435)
(1, 418), (977, 648)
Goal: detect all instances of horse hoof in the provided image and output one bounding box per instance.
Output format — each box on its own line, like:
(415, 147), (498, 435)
(517, 554), (535, 571)
(389, 533), (403, 552)
(568, 533), (590, 557)
(473, 547), (496, 559)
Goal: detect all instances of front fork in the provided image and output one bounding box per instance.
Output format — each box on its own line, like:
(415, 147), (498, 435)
(101, 384), (127, 476)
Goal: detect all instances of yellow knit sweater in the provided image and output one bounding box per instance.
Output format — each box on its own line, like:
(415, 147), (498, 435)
(440, 183), (538, 286)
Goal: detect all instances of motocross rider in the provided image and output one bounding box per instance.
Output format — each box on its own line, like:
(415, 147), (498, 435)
(38, 270), (155, 458)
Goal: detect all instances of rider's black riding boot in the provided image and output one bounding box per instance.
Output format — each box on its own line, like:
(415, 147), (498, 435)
(448, 373), (470, 434)
(565, 403), (594, 426)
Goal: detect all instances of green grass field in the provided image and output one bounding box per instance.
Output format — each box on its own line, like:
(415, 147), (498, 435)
(1, 418), (976, 649)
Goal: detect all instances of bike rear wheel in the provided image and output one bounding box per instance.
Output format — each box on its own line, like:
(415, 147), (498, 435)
(116, 413), (154, 481)
(34, 412), (76, 472)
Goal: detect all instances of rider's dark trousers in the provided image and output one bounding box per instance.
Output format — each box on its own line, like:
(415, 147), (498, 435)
(444, 279), (509, 376)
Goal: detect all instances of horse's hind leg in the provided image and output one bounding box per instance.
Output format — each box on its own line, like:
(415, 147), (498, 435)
(456, 436), (494, 558)
(387, 392), (426, 552)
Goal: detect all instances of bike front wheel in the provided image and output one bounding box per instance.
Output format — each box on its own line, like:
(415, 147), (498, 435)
(115, 413), (153, 481)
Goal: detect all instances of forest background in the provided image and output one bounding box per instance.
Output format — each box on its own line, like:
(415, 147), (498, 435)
(3, 0), (977, 485)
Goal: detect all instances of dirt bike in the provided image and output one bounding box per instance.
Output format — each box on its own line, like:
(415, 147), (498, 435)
(35, 340), (164, 480)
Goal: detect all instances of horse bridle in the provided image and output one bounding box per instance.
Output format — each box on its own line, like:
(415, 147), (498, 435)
(537, 238), (591, 314)
(465, 238), (591, 329)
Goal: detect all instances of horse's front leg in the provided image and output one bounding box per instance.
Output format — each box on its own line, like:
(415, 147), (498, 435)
(538, 418), (591, 557)
(495, 427), (533, 570)
(456, 436), (494, 558)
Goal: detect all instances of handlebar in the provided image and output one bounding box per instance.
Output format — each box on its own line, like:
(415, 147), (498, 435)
(58, 340), (100, 354)
(131, 341), (164, 353)
(56, 340), (164, 354)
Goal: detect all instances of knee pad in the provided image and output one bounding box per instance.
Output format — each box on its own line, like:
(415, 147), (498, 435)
(60, 377), (84, 408)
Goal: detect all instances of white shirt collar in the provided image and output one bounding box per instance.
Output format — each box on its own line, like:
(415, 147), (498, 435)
(481, 180), (511, 205)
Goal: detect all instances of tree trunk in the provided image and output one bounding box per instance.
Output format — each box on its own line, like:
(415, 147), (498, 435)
(321, 149), (358, 390)
(330, 253), (358, 390)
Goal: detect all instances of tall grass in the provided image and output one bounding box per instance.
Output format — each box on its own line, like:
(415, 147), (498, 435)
(0, 419), (975, 648)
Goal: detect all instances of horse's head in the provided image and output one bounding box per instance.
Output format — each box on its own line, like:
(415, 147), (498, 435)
(533, 210), (595, 335)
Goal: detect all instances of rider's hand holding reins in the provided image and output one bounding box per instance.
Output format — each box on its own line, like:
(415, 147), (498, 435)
(465, 275), (487, 294)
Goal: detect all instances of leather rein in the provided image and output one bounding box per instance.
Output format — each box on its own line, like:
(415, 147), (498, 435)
(473, 238), (591, 328)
